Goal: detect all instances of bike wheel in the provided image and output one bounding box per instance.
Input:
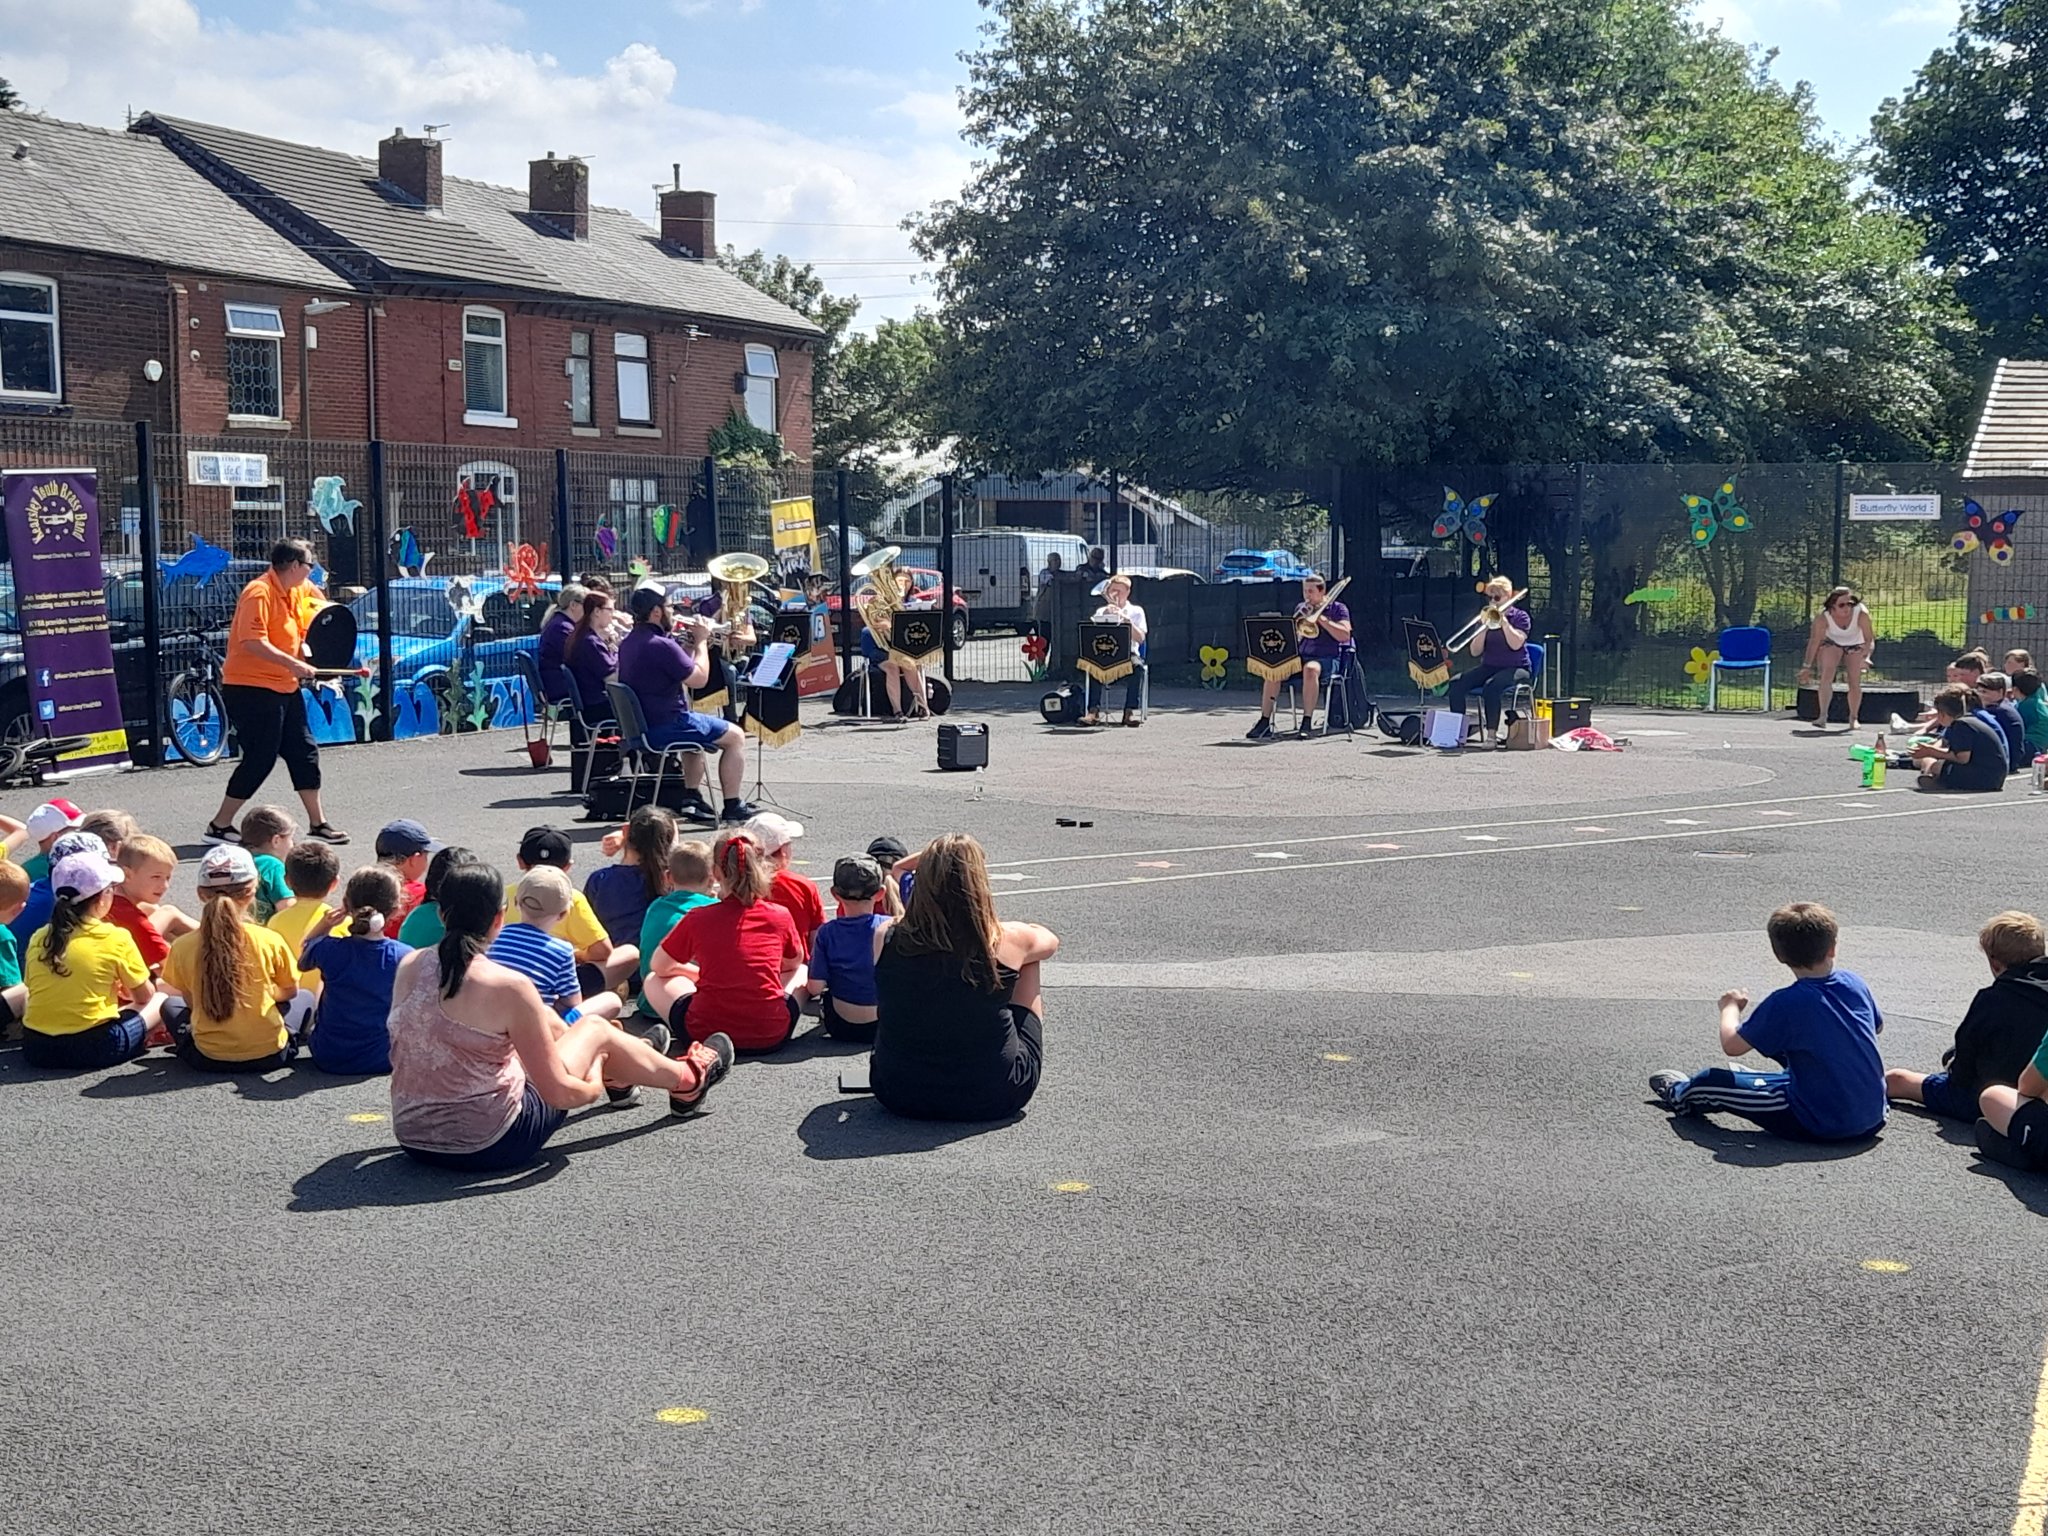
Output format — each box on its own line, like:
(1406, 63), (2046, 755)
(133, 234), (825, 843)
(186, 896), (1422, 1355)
(168, 674), (230, 765)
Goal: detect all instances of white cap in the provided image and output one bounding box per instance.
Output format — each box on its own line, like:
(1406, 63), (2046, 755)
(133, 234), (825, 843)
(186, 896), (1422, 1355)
(26, 799), (84, 841)
(50, 850), (123, 899)
(744, 812), (804, 852)
(196, 844), (259, 889)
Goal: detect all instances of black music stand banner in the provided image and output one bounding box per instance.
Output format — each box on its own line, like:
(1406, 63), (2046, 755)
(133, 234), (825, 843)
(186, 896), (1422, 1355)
(1076, 621), (1134, 685)
(889, 609), (942, 668)
(1404, 618), (1451, 692)
(745, 643), (802, 748)
(1243, 614), (1301, 683)
(692, 647), (735, 714)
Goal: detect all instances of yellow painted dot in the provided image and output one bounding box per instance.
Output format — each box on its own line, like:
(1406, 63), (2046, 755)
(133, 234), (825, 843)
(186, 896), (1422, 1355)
(1051, 1181), (1092, 1193)
(346, 1112), (387, 1123)
(655, 1407), (710, 1425)
(1861, 1259), (1910, 1274)
(1322, 1052), (1354, 1063)
(1507, 971), (1535, 980)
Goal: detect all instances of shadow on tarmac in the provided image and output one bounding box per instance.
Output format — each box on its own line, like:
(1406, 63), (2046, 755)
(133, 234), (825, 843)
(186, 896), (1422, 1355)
(285, 1115), (676, 1210)
(796, 1096), (1021, 1160)
(1664, 1113), (1881, 1165)
(1967, 1161), (2048, 1215)
(74, 1054), (373, 1102)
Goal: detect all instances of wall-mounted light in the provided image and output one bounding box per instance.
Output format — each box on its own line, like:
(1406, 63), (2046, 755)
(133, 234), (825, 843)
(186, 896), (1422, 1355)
(142, 359), (164, 383)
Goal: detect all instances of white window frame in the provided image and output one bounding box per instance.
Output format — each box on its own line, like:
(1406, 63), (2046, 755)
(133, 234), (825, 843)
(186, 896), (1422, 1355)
(462, 306), (516, 427)
(222, 302), (286, 422)
(0, 272), (62, 401)
(743, 343), (779, 433)
(614, 331), (652, 426)
(458, 460), (521, 551)
(567, 330), (593, 426)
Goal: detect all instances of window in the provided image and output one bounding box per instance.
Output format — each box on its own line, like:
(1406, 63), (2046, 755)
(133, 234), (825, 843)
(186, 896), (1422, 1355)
(457, 461), (520, 550)
(0, 274), (60, 399)
(224, 303), (284, 419)
(463, 307), (509, 420)
(230, 482), (286, 560)
(615, 332), (652, 425)
(607, 476), (662, 564)
(567, 331), (592, 425)
(743, 344), (779, 433)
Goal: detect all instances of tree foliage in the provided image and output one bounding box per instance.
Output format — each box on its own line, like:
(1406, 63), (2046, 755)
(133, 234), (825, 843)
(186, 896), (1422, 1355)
(915, 0), (1971, 486)
(1872, 0), (2048, 356)
(0, 78), (19, 111)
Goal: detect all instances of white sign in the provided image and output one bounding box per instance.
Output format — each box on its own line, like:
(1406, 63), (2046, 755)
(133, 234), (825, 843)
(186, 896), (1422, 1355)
(1849, 493), (1941, 521)
(185, 451), (271, 488)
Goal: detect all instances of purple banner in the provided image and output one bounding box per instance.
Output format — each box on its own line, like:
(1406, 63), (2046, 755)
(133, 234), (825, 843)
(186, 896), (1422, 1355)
(2, 469), (131, 774)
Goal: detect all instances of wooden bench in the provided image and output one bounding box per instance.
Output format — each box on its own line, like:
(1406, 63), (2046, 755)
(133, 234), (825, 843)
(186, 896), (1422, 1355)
(1795, 683), (1922, 725)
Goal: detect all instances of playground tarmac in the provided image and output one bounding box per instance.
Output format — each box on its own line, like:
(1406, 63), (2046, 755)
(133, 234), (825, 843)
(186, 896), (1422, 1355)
(0, 689), (2040, 1535)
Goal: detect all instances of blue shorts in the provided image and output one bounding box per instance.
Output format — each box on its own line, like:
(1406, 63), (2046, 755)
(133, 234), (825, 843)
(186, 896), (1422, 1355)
(1920, 1070), (1976, 1121)
(21, 1013), (148, 1071)
(644, 711), (730, 752)
(402, 1083), (568, 1173)
(860, 631), (885, 665)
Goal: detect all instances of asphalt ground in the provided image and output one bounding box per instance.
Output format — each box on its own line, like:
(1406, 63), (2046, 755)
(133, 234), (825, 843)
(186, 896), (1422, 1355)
(1, 688), (2043, 1535)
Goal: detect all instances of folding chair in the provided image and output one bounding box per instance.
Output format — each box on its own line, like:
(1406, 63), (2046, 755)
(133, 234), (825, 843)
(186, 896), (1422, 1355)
(513, 653), (566, 756)
(604, 681), (710, 817)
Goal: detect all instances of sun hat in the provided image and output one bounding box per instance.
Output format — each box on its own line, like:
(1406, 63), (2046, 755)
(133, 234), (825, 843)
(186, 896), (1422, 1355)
(26, 799), (84, 841)
(50, 849), (124, 899)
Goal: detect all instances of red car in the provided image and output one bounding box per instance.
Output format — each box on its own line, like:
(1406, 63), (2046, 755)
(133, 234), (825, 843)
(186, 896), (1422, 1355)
(826, 567), (971, 649)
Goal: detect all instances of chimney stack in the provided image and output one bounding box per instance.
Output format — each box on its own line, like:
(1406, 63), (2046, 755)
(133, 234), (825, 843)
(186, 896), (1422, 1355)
(529, 152), (590, 240)
(660, 187), (716, 259)
(379, 128), (442, 209)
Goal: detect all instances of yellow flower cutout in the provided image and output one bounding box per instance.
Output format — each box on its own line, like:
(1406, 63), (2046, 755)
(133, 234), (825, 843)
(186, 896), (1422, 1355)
(1684, 646), (1720, 684)
(1199, 644), (1229, 687)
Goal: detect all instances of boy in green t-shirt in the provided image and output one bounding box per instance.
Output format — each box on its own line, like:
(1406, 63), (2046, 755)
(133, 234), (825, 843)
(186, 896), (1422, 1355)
(0, 857), (30, 1036)
(239, 805), (298, 923)
(638, 840), (716, 1008)
(2009, 669), (2048, 763)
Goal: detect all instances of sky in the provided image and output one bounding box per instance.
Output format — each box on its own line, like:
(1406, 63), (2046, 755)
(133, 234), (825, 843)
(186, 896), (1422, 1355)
(0, 0), (1968, 329)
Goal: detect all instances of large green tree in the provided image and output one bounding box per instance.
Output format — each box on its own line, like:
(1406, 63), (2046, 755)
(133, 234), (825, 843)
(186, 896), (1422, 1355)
(0, 78), (19, 111)
(1872, 0), (2048, 355)
(915, 0), (1969, 488)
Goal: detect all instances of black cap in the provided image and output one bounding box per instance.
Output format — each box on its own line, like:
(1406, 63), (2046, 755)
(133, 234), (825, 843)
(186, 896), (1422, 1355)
(832, 854), (884, 901)
(628, 585), (667, 621)
(518, 825), (573, 868)
(865, 835), (908, 864)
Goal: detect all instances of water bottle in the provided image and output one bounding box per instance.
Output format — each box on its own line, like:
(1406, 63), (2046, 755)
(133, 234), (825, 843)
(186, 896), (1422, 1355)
(2034, 753), (2046, 793)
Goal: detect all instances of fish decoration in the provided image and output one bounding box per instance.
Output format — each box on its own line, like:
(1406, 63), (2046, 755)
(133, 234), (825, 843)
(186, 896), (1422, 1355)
(593, 522), (618, 564)
(391, 527), (433, 579)
(308, 475), (361, 535)
(162, 533), (232, 589)
(445, 575), (485, 623)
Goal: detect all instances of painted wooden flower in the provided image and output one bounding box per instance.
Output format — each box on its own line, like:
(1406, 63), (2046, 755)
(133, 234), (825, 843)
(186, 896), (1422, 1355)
(1684, 646), (1719, 684)
(1021, 634), (1049, 663)
(1200, 644), (1230, 686)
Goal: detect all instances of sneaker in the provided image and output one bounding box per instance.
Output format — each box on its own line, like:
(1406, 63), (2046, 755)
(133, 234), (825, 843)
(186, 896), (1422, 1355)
(670, 1031), (736, 1115)
(201, 822), (242, 846)
(1648, 1070), (1692, 1111)
(1245, 717), (1274, 741)
(1296, 716), (1322, 739)
(719, 799), (758, 824)
(1889, 712), (1916, 734)
(679, 793), (717, 823)
(1976, 1116), (2046, 1170)
(604, 1084), (642, 1108)
(636, 1020), (674, 1056)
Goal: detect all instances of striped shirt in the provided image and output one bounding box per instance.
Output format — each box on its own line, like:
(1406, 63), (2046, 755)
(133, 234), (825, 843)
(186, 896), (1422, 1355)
(486, 922), (579, 1005)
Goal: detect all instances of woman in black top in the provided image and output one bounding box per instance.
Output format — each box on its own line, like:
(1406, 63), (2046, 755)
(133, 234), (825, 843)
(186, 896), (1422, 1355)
(869, 834), (1060, 1121)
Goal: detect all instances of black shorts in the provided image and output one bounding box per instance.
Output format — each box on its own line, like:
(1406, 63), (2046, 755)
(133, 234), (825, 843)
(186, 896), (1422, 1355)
(819, 994), (877, 1044)
(2010, 1098), (2048, 1161)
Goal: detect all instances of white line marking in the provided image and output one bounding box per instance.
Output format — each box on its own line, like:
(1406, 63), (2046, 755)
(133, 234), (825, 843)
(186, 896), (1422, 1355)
(1464, 835), (1504, 842)
(1663, 818), (1704, 825)
(999, 796), (2025, 899)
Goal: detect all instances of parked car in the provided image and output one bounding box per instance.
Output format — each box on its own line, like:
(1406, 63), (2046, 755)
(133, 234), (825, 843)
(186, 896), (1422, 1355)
(1213, 548), (1319, 583)
(826, 566), (971, 649)
(346, 575), (559, 690)
(1110, 566), (1205, 584)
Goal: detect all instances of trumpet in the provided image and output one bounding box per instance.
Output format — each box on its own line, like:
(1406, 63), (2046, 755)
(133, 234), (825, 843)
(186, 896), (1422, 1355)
(1294, 575), (1351, 639)
(1445, 586), (1528, 651)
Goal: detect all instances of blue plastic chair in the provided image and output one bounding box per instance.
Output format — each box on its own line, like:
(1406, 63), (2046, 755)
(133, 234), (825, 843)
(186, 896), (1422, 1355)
(1708, 626), (1773, 711)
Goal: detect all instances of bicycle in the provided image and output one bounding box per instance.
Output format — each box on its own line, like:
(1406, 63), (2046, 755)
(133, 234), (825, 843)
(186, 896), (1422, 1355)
(164, 612), (231, 766)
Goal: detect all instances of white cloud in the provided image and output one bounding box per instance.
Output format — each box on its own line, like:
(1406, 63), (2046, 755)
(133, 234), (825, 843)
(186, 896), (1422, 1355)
(1688, 0), (1758, 40)
(1882, 2), (1953, 24)
(0, 0), (962, 324)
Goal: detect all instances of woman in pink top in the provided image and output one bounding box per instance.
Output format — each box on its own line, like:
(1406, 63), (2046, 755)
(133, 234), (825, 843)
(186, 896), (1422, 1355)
(387, 864), (735, 1171)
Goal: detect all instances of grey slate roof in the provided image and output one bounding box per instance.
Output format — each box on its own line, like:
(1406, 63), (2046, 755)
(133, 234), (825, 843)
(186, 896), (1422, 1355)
(137, 114), (822, 338)
(1966, 360), (2048, 480)
(0, 113), (345, 290)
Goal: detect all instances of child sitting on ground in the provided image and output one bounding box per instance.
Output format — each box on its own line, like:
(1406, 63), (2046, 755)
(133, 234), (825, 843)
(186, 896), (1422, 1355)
(79, 809), (138, 862)
(512, 826), (637, 994)
(17, 799), (83, 881)
(1898, 651), (1991, 732)
(0, 859), (32, 1038)
(1886, 912), (2048, 1121)
(1651, 901), (1887, 1142)
(267, 841), (342, 992)
(299, 866), (411, 1075)
(396, 845), (478, 948)
(1978, 1041), (2048, 1167)
(109, 835), (197, 973)
(585, 807), (677, 947)
(638, 839), (716, 989)
(1974, 672), (2029, 771)
(2011, 669), (2048, 763)
(748, 813), (825, 943)
(804, 854), (890, 1042)
(374, 819), (439, 921)
(489, 867), (624, 1023)
(161, 846), (312, 1073)
(1912, 685), (2008, 791)
(239, 805), (299, 922)
(647, 828), (806, 1053)
(21, 846), (163, 1070)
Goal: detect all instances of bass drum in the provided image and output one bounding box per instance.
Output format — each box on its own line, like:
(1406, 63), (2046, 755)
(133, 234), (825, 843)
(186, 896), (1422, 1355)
(832, 666), (952, 718)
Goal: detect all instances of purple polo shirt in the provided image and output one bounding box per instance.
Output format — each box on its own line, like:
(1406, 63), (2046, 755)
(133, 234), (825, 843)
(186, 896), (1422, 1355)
(1299, 599), (1352, 661)
(616, 623), (698, 730)
(1483, 606), (1532, 669)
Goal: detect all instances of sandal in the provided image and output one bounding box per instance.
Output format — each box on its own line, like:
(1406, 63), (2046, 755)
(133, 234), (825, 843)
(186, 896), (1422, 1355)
(202, 822), (242, 846)
(307, 822), (351, 845)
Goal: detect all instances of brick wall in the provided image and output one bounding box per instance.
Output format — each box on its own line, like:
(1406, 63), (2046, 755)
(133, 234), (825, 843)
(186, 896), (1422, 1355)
(172, 275), (370, 440)
(0, 243), (176, 426)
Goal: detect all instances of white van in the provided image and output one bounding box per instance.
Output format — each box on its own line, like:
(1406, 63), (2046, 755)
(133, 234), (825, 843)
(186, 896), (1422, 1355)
(948, 530), (1091, 628)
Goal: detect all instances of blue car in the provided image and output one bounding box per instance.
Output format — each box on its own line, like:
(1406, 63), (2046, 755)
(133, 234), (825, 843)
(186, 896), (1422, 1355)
(347, 575), (560, 691)
(1212, 548), (1319, 584)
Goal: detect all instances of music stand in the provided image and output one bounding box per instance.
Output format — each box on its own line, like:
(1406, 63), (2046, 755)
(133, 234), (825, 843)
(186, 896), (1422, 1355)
(1404, 618), (1452, 713)
(740, 643), (806, 815)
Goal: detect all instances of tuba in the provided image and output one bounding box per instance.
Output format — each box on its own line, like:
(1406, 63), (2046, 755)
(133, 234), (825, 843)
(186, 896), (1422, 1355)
(851, 544), (904, 639)
(706, 551), (772, 647)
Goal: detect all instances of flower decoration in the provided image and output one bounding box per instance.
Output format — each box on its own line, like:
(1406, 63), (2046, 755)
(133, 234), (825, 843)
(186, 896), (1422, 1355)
(1200, 644), (1230, 688)
(1021, 632), (1050, 681)
(1684, 646), (1719, 684)
(504, 541), (547, 602)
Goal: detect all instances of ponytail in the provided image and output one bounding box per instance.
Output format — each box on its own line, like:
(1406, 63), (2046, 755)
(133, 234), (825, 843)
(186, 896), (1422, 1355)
(196, 880), (259, 1024)
(713, 829), (770, 906)
(433, 863), (504, 1000)
(341, 866), (402, 942)
(625, 806), (678, 903)
(39, 888), (98, 977)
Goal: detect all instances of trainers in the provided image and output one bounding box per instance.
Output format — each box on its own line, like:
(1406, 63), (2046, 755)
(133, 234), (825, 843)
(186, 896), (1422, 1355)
(1976, 1116), (2046, 1170)
(1296, 716), (1322, 739)
(605, 1084), (642, 1108)
(679, 793), (717, 823)
(1245, 717), (1274, 741)
(670, 1031), (736, 1115)
(1648, 1070), (1691, 1111)
(201, 822), (242, 846)
(719, 799), (758, 823)
(636, 1020), (674, 1056)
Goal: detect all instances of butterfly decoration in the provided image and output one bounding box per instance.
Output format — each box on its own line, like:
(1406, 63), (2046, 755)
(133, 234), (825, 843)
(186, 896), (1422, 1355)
(163, 533), (231, 589)
(445, 575), (485, 623)
(650, 504), (681, 550)
(391, 527), (433, 579)
(593, 521), (618, 564)
(627, 556), (652, 581)
(1434, 488), (1496, 546)
(1952, 499), (2023, 563)
(504, 541), (548, 602)
(308, 475), (361, 535)
(1684, 481), (1751, 546)
(453, 476), (498, 540)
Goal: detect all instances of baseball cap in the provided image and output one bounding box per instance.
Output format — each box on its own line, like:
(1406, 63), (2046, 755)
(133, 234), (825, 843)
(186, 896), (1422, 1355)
(197, 844), (259, 889)
(865, 835), (908, 865)
(628, 585), (668, 621)
(514, 866), (574, 921)
(832, 854), (883, 901)
(745, 813), (804, 853)
(49, 830), (108, 864)
(375, 819), (441, 858)
(26, 799), (84, 842)
(517, 826), (573, 869)
(50, 849), (123, 899)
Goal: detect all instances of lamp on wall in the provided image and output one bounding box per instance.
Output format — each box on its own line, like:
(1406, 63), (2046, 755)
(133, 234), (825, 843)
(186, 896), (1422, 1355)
(300, 299), (353, 440)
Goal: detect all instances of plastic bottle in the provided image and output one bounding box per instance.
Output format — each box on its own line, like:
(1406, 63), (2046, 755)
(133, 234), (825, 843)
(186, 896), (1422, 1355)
(2034, 753), (2046, 794)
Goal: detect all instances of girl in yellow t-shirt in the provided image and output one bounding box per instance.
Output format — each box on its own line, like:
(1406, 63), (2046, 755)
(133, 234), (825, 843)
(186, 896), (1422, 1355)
(22, 845), (164, 1070)
(162, 846), (312, 1072)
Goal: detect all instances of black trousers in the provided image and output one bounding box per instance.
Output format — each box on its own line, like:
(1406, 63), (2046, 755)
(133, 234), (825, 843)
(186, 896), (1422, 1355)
(1447, 663), (1531, 730)
(223, 684), (321, 801)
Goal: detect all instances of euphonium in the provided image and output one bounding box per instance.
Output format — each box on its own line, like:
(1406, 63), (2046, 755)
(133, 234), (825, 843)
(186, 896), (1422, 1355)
(706, 550), (771, 645)
(851, 544), (905, 638)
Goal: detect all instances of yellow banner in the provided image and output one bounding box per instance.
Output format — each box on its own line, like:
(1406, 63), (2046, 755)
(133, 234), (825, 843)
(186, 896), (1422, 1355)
(770, 497), (820, 576)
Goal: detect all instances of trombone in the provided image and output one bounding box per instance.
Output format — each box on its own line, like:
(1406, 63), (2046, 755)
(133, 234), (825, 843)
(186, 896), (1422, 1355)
(1445, 586), (1528, 652)
(1294, 575), (1351, 639)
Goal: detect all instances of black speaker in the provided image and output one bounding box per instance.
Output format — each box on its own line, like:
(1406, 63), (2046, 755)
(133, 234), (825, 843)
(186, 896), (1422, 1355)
(938, 721), (989, 771)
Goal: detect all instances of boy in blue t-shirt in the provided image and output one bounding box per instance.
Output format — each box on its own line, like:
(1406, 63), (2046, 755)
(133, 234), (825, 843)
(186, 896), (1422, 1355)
(1975, 672), (2029, 772)
(803, 855), (890, 1042)
(1651, 902), (1886, 1141)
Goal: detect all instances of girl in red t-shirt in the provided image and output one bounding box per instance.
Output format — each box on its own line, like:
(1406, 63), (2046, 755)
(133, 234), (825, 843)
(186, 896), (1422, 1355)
(647, 829), (807, 1052)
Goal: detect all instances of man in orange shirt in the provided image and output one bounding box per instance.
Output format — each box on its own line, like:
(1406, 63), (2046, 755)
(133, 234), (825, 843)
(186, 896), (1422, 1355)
(204, 538), (350, 847)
